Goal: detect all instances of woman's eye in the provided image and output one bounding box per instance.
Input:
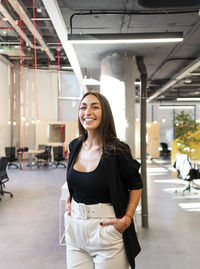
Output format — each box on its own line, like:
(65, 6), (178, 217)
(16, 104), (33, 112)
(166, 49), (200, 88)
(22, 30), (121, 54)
(93, 106), (99, 109)
(80, 107), (86, 110)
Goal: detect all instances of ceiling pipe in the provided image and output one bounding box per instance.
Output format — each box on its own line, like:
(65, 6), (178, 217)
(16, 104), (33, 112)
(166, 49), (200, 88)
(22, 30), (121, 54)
(0, 3), (33, 48)
(148, 55), (200, 102)
(7, 0), (55, 61)
(69, 10), (198, 34)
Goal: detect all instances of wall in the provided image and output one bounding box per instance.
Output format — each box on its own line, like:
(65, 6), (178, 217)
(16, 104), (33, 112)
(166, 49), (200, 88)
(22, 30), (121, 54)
(0, 63), (81, 153)
(59, 72), (81, 122)
(18, 68), (58, 149)
(0, 59), (11, 156)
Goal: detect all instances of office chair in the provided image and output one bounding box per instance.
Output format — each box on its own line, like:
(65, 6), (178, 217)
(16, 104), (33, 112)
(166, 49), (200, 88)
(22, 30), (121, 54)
(0, 157), (14, 200)
(5, 147), (19, 169)
(160, 142), (171, 157)
(173, 153), (199, 193)
(35, 145), (52, 167)
(53, 146), (66, 168)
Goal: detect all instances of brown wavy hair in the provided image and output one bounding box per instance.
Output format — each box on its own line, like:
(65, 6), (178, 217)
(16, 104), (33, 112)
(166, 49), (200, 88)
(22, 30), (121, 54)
(78, 91), (130, 154)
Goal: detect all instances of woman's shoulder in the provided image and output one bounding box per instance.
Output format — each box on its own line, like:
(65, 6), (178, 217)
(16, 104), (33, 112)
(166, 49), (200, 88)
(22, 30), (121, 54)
(104, 140), (131, 157)
(115, 141), (140, 168)
(68, 137), (82, 151)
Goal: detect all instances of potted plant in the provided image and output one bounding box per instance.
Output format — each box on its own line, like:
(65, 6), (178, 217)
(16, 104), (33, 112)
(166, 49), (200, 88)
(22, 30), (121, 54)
(173, 110), (200, 155)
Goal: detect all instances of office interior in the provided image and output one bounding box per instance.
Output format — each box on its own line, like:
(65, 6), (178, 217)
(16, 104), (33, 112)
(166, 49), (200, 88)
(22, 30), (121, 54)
(1, 1), (200, 269)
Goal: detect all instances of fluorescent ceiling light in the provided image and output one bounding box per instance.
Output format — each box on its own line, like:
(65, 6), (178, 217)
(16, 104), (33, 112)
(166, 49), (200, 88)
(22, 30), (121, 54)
(177, 97), (200, 101)
(190, 73), (200, 76)
(134, 81), (141, 85)
(159, 105), (194, 109)
(61, 66), (73, 70)
(58, 96), (81, 101)
(68, 32), (183, 44)
(83, 78), (101, 85)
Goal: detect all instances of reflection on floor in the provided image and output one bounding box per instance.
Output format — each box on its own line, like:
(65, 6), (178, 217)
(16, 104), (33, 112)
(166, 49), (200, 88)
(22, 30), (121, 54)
(0, 159), (199, 269)
(136, 158), (200, 269)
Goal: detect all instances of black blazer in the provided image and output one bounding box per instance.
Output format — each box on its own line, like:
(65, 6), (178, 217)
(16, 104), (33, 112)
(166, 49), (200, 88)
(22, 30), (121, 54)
(66, 137), (143, 269)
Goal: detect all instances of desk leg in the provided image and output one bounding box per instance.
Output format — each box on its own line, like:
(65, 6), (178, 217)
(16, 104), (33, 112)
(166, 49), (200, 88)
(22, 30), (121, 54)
(28, 153), (32, 171)
(59, 198), (66, 246)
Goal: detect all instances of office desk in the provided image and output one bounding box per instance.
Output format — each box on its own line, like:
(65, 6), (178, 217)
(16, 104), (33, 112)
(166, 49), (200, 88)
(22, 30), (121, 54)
(60, 182), (69, 245)
(28, 149), (45, 170)
(191, 160), (200, 169)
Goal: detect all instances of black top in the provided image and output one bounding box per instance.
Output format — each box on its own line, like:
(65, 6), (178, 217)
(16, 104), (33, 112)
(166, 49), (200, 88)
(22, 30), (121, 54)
(67, 155), (111, 204)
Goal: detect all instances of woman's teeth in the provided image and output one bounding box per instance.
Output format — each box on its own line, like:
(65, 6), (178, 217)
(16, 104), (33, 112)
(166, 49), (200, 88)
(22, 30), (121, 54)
(85, 118), (94, 122)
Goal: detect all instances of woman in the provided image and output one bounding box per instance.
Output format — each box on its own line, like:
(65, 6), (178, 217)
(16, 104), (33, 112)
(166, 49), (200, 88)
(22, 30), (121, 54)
(65, 91), (143, 269)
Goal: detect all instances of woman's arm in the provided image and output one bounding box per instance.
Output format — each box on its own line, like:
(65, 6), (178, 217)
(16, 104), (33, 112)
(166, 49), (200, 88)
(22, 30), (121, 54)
(100, 189), (142, 233)
(126, 189), (142, 218)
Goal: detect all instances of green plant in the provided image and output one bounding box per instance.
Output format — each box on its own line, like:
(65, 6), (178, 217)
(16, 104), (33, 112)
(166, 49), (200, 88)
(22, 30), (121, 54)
(173, 110), (200, 153)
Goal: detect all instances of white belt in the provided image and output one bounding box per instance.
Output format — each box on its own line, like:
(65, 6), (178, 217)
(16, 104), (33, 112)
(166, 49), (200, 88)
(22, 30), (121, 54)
(71, 199), (116, 220)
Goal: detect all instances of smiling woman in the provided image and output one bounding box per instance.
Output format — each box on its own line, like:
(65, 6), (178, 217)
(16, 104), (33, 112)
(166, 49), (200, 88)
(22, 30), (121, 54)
(65, 91), (143, 269)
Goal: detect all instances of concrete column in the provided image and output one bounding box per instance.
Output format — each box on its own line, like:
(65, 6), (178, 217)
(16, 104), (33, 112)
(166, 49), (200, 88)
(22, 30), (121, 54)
(11, 61), (20, 148)
(100, 53), (136, 155)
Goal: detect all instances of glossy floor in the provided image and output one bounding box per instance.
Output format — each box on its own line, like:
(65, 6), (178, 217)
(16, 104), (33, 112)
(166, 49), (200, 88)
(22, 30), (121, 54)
(0, 159), (199, 269)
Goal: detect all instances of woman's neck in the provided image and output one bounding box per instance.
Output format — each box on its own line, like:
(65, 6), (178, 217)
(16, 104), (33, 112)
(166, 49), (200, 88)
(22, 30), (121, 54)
(84, 131), (102, 150)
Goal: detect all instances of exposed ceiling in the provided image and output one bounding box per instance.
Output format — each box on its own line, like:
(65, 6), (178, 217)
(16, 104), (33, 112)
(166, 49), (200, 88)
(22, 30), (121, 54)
(1, 0), (200, 102)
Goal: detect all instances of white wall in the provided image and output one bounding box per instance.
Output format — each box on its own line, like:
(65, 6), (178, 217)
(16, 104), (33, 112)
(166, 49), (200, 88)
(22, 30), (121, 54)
(0, 59), (11, 156)
(21, 69), (58, 148)
(59, 71), (81, 122)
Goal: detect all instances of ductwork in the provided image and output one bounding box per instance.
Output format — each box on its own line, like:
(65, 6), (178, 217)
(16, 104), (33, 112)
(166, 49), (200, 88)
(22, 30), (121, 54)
(7, 0), (55, 61)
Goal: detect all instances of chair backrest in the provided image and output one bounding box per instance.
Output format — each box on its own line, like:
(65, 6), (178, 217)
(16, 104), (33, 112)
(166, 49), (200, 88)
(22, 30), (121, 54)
(174, 153), (192, 180)
(160, 142), (168, 150)
(45, 145), (52, 154)
(0, 157), (8, 180)
(17, 147), (29, 152)
(38, 144), (46, 150)
(5, 147), (16, 157)
(53, 146), (63, 157)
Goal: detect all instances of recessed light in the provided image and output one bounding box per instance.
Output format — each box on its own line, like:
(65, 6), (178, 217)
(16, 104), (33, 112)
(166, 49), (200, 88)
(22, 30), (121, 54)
(36, 8), (42, 13)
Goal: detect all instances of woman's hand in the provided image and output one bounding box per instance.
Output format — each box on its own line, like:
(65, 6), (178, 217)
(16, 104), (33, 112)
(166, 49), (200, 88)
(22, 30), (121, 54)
(100, 215), (132, 234)
(65, 195), (71, 216)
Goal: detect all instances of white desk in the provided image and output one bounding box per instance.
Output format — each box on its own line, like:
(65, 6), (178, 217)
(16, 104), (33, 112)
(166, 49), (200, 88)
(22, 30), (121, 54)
(28, 149), (45, 170)
(59, 182), (69, 245)
(191, 160), (200, 169)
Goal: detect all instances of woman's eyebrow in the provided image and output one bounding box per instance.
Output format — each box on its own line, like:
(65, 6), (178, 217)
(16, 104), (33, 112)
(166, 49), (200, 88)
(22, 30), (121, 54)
(80, 102), (100, 106)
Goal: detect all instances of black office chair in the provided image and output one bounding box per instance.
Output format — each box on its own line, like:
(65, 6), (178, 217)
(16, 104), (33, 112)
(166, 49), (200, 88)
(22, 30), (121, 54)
(5, 147), (19, 169)
(173, 153), (200, 193)
(35, 145), (52, 167)
(53, 146), (66, 168)
(160, 142), (171, 157)
(0, 157), (14, 200)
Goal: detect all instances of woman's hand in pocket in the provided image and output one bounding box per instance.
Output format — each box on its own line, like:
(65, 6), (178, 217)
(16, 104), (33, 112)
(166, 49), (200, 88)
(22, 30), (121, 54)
(100, 215), (132, 234)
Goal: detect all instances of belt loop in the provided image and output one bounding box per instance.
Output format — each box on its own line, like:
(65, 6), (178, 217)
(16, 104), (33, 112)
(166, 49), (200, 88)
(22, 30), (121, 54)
(98, 203), (102, 218)
(79, 203), (87, 219)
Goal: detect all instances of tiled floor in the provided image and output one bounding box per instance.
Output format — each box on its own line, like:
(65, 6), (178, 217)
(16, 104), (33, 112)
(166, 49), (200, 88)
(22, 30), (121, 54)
(0, 158), (200, 269)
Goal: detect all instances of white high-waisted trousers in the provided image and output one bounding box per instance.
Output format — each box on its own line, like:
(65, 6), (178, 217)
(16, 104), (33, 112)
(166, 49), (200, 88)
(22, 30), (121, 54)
(65, 199), (129, 269)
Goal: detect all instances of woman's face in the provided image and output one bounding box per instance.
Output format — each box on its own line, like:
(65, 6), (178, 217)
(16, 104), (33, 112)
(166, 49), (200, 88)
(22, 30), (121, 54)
(79, 94), (102, 132)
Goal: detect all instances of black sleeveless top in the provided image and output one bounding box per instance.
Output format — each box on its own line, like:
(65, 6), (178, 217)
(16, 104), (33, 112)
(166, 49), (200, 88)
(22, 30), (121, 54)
(67, 156), (111, 205)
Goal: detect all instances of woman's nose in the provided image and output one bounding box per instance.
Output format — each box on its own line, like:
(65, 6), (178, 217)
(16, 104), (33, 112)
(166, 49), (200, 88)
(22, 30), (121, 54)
(85, 106), (92, 114)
